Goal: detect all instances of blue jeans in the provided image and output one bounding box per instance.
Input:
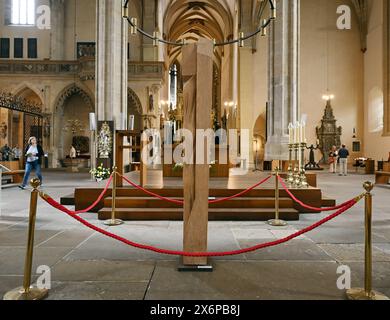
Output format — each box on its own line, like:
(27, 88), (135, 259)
(22, 160), (43, 187)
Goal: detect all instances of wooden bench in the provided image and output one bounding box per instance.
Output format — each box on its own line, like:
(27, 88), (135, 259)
(375, 171), (390, 185)
(1, 170), (25, 184)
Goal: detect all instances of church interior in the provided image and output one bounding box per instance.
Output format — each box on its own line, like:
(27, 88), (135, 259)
(0, 0), (389, 302)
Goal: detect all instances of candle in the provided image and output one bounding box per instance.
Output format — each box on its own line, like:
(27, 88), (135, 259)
(297, 122), (301, 144)
(299, 123), (303, 143)
(316, 139), (320, 146)
(294, 122), (299, 144)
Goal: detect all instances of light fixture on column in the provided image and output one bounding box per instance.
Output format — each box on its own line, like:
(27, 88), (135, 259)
(271, 0), (276, 20)
(322, 94), (335, 102)
(239, 32), (245, 47)
(130, 18), (138, 35)
(261, 20), (267, 36)
(122, 5), (128, 18)
(153, 31), (159, 47)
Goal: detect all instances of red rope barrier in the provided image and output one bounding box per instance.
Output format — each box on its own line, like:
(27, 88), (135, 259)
(278, 176), (356, 212)
(208, 175), (272, 204)
(74, 174), (114, 214)
(40, 192), (358, 257)
(119, 173), (272, 205)
(119, 174), (184, 205)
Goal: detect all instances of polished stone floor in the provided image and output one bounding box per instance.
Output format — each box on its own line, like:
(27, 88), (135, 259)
(0, 169), (389, 300)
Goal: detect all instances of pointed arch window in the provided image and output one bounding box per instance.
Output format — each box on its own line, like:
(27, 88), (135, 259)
(169, 64), (178, 110)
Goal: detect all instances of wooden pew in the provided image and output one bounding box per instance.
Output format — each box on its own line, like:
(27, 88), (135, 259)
(2, 170), (25, 184)
(375, 162), (390, 185)
(0, 162), (25, 185)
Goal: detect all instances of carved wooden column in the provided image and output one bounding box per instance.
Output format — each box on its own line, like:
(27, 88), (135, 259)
(181, 39), (213, 267)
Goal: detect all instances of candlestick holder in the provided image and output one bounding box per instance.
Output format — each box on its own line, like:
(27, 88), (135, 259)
(299, 142), (309, 188)
(293, 143), (301, 188)
(286, 144), (294, 187)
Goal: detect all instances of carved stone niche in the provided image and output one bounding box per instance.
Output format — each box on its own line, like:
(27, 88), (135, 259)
(316, 100), (342, 163)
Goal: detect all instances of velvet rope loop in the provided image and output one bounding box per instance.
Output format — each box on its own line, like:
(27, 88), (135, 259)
(75, 173), (114, 214)
(39, 192), (361, 257)
(118, 173), (273, 205)
(277, 175), (359, 212)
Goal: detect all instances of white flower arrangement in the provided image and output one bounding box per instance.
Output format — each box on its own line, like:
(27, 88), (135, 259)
(90, 163), (111, 181)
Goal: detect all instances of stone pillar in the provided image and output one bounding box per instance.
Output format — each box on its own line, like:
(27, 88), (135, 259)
(96, 0), (128, 130)
(50, 0), (65, 60)
(182, 39), (213, 266)
(265, 0), (300, 161)
(142, 0), (157, 61)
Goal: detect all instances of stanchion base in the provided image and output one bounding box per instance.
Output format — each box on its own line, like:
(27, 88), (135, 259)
(3, 286), (48, 300)
(178, 264), (213, 272)
(104, 219), (124, 226)
(267, 219), (288, 227)
(346, 288), (390, 300)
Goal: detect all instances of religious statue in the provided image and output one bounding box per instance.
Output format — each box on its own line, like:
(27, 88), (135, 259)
(0, 122), (7, 139)
(97, 122), (112, 159)
(305, 144), (323, 170)
(149, 94), (154, 112)
(221, 109), (228, 130)
(69, 146), (76, 159)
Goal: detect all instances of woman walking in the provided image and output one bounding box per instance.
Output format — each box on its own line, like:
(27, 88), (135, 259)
(19, 137), (44, 190)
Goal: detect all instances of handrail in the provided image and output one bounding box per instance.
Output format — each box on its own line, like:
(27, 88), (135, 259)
(0, 163), (11, 173)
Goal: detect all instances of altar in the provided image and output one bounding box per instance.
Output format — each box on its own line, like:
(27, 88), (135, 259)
(62, 156), (90, 172)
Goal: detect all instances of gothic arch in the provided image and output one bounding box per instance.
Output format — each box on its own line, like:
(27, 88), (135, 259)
(128, 87), (142, 115)
(12, 83), (44, 103)
(52, 84), (94, 167)
(54, 84), (94, 114)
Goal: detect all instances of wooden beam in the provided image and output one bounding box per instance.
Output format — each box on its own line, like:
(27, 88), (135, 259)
(182, 38), (213, 266)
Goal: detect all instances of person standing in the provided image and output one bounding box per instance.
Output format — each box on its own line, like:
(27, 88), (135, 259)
(0, 144), (12, 161)
(12, 145), (22, 160)
(19, 137), (44, 190)
(328, 146), (338, 173)
(338, 144), (350, 176)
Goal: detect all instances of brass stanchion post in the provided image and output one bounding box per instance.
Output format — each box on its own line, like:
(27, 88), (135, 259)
(3, 179), (48, 300)
(268, 167), (287, 227)
(346, 182), (389, 300)
(104, 167), (124, 226)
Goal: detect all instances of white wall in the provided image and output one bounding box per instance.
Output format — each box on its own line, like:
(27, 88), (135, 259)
(300, 0), (364, 162)
(364, 0), (390, 160)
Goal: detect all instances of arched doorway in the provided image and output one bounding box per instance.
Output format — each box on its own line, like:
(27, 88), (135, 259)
(127, 87), (142, 131)
(253, 113), (267, 170)
(15, 88), (44, 148)
(54, 85), (94, 166)
(0, 89), (43, 166)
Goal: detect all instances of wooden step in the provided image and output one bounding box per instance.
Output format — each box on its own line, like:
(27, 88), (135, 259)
(321, 196), (336, 207)
(97, 207), (299, 221)
(60, 194), (75, 206)
(75, 187), (326, 214)
(103, 196), (294, 209)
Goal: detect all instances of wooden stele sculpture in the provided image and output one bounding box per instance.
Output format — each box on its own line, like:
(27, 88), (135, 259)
(182, 39), (213, 267)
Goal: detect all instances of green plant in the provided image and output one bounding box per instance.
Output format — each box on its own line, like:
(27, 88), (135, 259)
(172, 162), (184, 172)
(90, 163), (111, 180)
